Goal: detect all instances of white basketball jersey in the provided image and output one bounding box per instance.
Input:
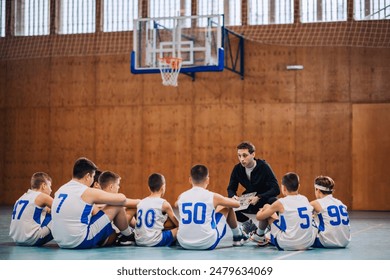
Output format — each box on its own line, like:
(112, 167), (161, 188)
(177, 187), (218, 250)
(314, 195), (351, 247)
(9, 189), (51, 245)
(272, 194), (316, 250)
(51, 180), (93, 248)
(135, 197), (167, 246)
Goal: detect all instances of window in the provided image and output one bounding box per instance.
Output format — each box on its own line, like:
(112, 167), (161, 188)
(197, 0), (241, 26)
(148, 0), (191, 28)
(103, 0), (138, 32)
(1, 0), (5, 37)
(14, 0), (50, 36)
(300, 0), (347, 23)
(57, 0), (95, 34)
(248, 0), (294, 25)
(354, 0), (390, 20)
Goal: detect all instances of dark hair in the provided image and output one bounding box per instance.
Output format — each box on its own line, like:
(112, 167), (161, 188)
(98, 171), (120, 190)
(315, 175), (334, 195)
(72, 157), (98, 179)
(281, 172), (300, 192)
(237, 141), (256, 154)
(190, 164), (209, 184)
(31, 172), (52, 190)
(148, 173), (165, 192)
(90, 169), (102, 188)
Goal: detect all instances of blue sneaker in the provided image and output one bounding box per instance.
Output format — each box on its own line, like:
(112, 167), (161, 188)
(242, 219), (258, 234)
(233, 228), (249, 246)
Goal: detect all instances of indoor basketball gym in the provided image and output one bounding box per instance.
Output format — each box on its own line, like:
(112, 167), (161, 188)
(0, 0), (389, 262)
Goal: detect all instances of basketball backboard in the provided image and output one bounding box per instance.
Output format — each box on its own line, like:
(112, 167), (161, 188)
(131, 14), (224, 74)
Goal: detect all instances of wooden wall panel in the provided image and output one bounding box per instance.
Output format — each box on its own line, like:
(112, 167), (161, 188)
(0, 61), (5, 108)
(193, 71), (243, 105)
(295, 103), (352, 206)
(49, 107), (95, 189)
(0, 62), (4, 205)
(94, 106), (143, 199)
(296, 47), (350, 103)
(352, 104), (390, 210)
(50, 57), (96, 107)
(350, 48), (390, 103)
(6, 59), (51, 107)
(192, 103), (242, 196)
(0, 110), (4, 205)
(243, 104), (296, 185)
(142, 105), (193, 204)
(244, 45), (296, 103)
(142, 72), (194, 105)
(3, 108), (51, 203)
(96, 55), (142, 106)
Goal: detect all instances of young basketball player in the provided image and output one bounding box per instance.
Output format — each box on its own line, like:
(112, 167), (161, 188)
(51, 157), (134, 249)
(134, 173), (179, 247)
(98, 170), (140, 236)
(90, 169), (102, 189)
(252, 172), (316, 250)
(9, 172), (54, 246)
(311, 175), (351, 248)
(176, 164), (248, 250)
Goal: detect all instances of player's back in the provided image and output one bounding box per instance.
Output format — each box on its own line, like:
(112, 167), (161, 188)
(315, 195), (351, 248)
(176, 187), (216, 249)
(51, 180), (92, 248)
(9, 190), (46, 245)
(273, 194), (316, 250)
(135, 197), (167, 246)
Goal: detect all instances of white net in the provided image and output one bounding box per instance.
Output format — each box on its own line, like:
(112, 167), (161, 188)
(0, 0), (389, 61)
(158, 57), (182, 87)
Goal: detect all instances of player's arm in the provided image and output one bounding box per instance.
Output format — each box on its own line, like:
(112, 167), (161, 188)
(124, 198), (140, 209)
(213, 193), (240, 209)
(256, 201), (283, 221)
(162, 201), (179, 227)
(227, 167), (240, 198)
(310, 200), (322, 213)
(35, 193), (53, 209)
(82, 188), (127, 205)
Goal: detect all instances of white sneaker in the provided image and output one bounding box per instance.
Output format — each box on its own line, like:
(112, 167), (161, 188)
(249, 232), (268, 246)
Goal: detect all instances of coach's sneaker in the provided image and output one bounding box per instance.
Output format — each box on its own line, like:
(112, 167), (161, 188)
(249, 232), (268, 247)
(241, 219), (258, 235)
(116, 232), (135, 246)
(233, 229), (249, 246)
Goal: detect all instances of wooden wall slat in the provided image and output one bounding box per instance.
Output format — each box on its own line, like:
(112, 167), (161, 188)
(295, 103), (352, 206)
(6, 59), (51, 108)
(350, 48), (390, 103)
(142, 105), (193, 203)
(244, 45), (296, 103)
(352, 104), (390, 210)
(296, 47), (350, 103)
(49, 107), (96, 188)
(50, 57), (96, 107)
(4, 108), (51, 203)
(192, 103), (243, 196)
(243, 104), (296, 185)
(95, 106), (143, 199)
(96, 55), (142, 106)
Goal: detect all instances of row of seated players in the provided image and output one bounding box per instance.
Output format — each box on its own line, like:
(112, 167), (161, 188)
(10, 158), (350, 250)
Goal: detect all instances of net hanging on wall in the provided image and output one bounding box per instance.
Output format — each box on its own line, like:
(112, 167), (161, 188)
(0, 0), (389, 61)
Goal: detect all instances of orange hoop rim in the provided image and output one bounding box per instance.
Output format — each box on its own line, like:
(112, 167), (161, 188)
(158, 57), (182, 70)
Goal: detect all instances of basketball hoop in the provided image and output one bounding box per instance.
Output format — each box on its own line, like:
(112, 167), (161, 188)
(158, 57), (182, 87)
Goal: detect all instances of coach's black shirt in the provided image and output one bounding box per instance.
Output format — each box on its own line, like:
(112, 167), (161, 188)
(227, 158), (280, 200)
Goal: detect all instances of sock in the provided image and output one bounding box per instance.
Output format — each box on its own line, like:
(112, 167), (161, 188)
(256, 228), (265, 236)
(120, 227), (132, 236)
(231, 226), (241, 237)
